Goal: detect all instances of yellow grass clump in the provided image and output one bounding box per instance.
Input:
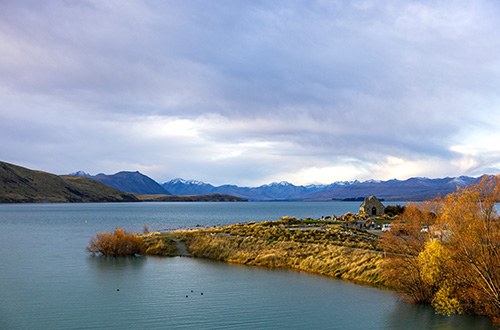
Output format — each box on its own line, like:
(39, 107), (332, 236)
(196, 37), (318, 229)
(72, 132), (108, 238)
(141, 232), (178, 256)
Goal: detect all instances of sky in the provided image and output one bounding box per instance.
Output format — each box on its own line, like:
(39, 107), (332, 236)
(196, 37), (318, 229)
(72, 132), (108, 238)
(1, 0), (500, 186)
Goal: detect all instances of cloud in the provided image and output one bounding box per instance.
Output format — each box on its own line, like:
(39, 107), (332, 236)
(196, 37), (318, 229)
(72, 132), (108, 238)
(1, 0), (500, 185)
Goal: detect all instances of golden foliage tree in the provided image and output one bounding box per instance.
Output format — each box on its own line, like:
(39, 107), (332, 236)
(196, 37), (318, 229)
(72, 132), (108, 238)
(419, 239), (462, 316)
(437, 175), (500, 322)
(379, 201), (438, 303)
(86, 228), (145, 256)
(380, 175), (500, 324)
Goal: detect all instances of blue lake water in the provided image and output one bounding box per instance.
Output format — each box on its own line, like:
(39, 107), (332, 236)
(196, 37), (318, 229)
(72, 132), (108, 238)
(0, 202), (495, 329)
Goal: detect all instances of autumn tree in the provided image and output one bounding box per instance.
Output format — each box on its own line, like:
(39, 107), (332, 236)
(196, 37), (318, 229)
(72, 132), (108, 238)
(436, 175), (500, 322)
(419, 239), (461, 316)
(380, 175), (500, 324)
(379, 201), (438, 303)
(384, 204), (406, 216)
(86, 228), (146, 256)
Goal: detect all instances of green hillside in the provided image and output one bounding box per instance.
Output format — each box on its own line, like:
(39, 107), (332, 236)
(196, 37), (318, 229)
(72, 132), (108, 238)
(0, 161), (138, 203)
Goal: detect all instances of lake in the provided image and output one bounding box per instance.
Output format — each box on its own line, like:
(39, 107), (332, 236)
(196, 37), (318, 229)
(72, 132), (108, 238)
(0, 202), (495, 329)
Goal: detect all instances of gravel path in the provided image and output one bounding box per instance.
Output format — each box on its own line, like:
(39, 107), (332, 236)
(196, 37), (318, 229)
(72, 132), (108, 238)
(173, 239), (191, 257)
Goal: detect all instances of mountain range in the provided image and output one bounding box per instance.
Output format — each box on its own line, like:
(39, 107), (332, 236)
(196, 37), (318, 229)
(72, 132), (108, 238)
(1, 159), (486, 203)
(0, 161), (246, 203)
(161, 176), (483, 201)
(69, 169), (484, 201)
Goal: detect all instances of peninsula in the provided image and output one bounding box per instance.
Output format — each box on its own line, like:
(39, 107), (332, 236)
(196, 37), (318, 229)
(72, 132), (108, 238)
(150, 218), (386, 285)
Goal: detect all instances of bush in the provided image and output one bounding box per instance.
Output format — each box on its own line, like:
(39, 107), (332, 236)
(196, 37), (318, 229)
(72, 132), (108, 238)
(86, 228), (145, 256)
(384, 204), (406, 216)
(279, 216), (303, 226)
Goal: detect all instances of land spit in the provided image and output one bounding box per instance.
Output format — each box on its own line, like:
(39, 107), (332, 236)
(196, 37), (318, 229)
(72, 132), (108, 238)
(141, 217), (387, 287)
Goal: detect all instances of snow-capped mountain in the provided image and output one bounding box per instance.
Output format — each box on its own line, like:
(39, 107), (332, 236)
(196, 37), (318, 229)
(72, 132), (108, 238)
(162, 178), (354, 200)
(69, 170), (92, 178)
(163, 178), (216, 195)
(162, 176), (484, 201)
(300, 176), (481, 201)
(71, 169), (485, 201)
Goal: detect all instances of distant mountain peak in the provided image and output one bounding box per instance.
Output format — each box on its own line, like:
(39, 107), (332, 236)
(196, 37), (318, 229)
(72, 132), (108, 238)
(363, 179), (382, 184)
(70, 170), (92, 177)
(167, 178), (207, 185)
(71, 170), (170, 195)
(162, 178), (214, 195)
(166, 178), (186, 184)
(335, 180), (358, 185)
(264, 181), (293, 187)
(450, 176), (474, 187)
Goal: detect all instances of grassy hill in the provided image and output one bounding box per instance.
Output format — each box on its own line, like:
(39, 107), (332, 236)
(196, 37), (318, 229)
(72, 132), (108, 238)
(0, 161), (138, 203)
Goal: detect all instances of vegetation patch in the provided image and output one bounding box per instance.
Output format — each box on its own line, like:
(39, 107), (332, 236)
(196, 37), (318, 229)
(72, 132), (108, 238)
(141, 232), (178, 256)
(0, 161), (138, 203)
(172, 218), (385, 286)
(87, 229), (179, 257)
(379, 175), (500, 325)
(86, 228), (145, 256)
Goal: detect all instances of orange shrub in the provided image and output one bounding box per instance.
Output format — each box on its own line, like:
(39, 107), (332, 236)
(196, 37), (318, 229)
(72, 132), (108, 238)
(86, 228), (145, 256)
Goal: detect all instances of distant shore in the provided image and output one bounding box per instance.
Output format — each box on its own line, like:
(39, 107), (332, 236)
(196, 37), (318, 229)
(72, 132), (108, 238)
(134, 193), (248, 202)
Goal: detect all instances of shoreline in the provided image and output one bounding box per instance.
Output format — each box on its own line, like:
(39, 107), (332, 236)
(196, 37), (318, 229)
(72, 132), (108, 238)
(143, 217), (388, 287)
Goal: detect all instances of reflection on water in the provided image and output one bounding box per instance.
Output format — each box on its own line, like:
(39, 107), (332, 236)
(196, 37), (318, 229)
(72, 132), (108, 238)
(86, 255), (147, 272)
(384, 299), (495, 330)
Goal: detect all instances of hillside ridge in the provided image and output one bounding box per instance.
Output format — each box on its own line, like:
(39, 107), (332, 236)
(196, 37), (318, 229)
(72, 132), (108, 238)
(0, 161), (138, 203)
(71, 171), (170, 195)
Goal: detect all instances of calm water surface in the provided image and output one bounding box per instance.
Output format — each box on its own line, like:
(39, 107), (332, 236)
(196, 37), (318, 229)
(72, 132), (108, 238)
(0, 202), (495, 329)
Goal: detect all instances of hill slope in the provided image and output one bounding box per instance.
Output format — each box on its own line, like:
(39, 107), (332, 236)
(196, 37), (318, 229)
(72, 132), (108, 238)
(0, 161), (138, 203)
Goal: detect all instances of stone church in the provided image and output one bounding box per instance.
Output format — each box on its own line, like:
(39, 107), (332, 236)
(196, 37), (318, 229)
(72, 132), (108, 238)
(359, 195), (385, 217)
